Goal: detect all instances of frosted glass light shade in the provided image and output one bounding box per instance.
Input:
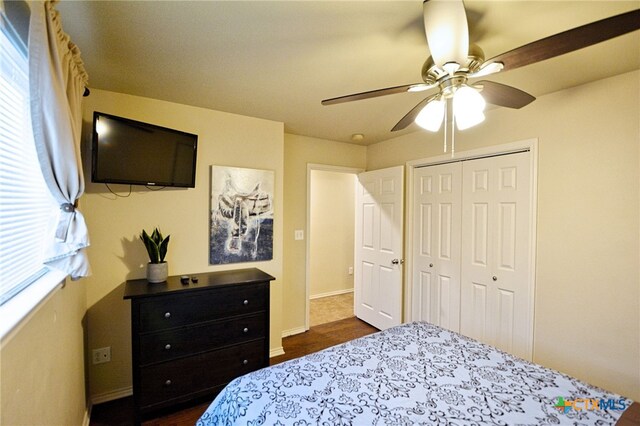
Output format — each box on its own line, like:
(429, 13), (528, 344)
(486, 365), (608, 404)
(453, 86), (485, 130)
(455, 110), (485, 130)
(415, 98), (445, 132)
(423, 0), (469, 68)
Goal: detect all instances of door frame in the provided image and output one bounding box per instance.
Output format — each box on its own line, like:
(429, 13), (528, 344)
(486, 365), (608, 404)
(404, 139), (538, 357)
(305, 164), (364, 331)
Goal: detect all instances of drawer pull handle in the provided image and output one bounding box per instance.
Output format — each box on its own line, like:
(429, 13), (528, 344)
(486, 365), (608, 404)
(164, 312), (171, 319)
(243, 300), (249, 305)
(165, 344), (171, 350)
(243, 327), (249, 333)
(243, 359), (248, 365)
(165, 380), (172, 386)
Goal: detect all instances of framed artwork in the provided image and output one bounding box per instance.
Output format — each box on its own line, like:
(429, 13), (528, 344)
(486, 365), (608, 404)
(210, 165), (274, 265)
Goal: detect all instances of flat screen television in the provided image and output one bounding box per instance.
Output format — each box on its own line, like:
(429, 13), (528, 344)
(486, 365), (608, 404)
(91, 112), (198, 188)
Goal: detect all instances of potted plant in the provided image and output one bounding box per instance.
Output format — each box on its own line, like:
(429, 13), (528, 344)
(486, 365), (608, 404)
(140, 227), (170, 283)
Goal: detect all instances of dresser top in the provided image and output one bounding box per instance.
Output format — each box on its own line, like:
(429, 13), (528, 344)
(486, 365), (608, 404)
(123, 267), (275, 300)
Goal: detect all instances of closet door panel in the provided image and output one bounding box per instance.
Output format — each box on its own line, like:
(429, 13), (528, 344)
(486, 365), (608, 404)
(469, 282), (488, 341)
(460, 152), (532, 360)
(412, 163), (461, 332)
(471, 202), (489, 266)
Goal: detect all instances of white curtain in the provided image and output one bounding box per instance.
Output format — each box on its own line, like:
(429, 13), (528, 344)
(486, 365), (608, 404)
(28, 0), (90, 279)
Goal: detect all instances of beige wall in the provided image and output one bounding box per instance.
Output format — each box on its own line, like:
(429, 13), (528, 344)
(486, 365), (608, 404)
(283, 134), (366, 333)
(80, 89), (284, 400)
(3, 70), (634, 423)
(309, 170), (356, 297)
(367, 70), (640, 400)
(0, 282), (88, 425)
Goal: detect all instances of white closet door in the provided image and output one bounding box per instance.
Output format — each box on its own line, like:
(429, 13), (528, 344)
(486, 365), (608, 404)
(412, 163), (461, 331)
(460, 151), (533, 360)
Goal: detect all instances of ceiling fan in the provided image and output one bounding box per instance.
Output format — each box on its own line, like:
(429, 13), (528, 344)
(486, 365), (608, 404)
(322, 1), (640, 135)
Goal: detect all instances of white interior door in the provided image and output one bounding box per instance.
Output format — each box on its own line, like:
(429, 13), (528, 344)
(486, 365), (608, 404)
(355, 166), (404, 330)
(460, 151), (533, 359)
(411, 163), (461, 332)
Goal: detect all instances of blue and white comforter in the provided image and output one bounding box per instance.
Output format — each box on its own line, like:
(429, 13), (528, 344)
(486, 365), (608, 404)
(197, 321), (632, 425)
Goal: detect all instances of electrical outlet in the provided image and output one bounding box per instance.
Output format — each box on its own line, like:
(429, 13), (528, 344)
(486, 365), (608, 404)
(92, 347), (111, 364)
(294, 230), (304, 240)
(348, 266), (354, 275)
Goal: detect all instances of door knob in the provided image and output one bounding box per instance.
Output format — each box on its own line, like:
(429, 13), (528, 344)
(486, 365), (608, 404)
(429, 263), (433, 268)
(391, 259), (404, 265)
(492, 276), (498, 281)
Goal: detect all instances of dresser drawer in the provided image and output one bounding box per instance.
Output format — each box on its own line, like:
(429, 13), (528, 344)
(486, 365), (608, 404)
(139, 313), (266, 365)
(139, 339), (265, 409)
(139, 283), (267, 332)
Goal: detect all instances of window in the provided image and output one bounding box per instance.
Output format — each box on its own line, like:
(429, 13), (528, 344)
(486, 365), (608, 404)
(0, 9), (58, 307)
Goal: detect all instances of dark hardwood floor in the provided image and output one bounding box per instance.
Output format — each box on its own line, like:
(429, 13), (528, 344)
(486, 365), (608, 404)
(89, 316), (378, 426)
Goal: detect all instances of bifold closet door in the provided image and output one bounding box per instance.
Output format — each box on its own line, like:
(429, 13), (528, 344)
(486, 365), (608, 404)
(460, 151), (533, 360)
(411, 162), (462, 332)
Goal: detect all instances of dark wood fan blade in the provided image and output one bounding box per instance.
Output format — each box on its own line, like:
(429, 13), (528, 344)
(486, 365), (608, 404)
(488, 9), (640, 72)
(321, 83), (424, 105)
(391, 94), (438, 132)
(476, 81), (535, 109)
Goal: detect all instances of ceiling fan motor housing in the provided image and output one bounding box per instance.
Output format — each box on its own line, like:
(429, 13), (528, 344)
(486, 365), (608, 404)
(440, 75), (468, 98)
(421, 43), (486, 85)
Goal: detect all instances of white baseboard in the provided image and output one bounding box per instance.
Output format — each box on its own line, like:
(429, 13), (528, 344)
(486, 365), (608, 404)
(309, 288), (354, 300)
(90, 386), (133, 406)
(270, 346), (285, 357)
(282, 326), (306, 338)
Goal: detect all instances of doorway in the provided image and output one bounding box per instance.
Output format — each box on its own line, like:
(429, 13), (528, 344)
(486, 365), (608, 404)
(305, 165), (361, 329)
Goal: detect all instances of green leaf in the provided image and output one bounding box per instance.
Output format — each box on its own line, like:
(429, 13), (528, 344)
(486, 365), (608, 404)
(151, 228), (162, 245)
(140, 228), (168, 264)
(158, 235), (170, 262)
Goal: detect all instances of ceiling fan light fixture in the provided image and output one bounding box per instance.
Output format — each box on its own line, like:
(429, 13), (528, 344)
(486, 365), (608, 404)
(423, 0), (469, 68)
(455, 110), (485, 130)
(415, 98), (445, 132)
(453, 86), (486, 130)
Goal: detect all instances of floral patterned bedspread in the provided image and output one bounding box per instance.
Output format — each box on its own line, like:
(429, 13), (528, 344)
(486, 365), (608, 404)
(197, 321), (632, 425)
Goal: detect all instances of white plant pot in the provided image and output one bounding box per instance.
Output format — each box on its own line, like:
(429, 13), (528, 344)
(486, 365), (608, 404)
(147, 262), (168, 283)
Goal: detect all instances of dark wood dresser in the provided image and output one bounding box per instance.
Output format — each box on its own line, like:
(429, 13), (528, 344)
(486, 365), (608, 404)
(123, 268), (274, 423)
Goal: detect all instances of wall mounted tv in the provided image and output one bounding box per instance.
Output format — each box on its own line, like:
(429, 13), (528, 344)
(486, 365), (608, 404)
(91, 112), (198, 188)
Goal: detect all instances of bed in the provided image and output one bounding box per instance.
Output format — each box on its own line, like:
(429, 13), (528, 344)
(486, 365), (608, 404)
(197, 321), (636, 425)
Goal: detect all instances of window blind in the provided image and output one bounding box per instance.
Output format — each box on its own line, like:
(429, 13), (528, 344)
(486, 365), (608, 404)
(0, 14), (57, 305)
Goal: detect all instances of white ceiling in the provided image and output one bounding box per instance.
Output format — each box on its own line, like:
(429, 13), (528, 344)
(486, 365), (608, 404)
(57, 1), (640, 145)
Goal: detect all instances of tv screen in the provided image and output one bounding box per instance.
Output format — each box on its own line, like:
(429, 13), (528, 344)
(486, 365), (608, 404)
(91, 112), (198, 188)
